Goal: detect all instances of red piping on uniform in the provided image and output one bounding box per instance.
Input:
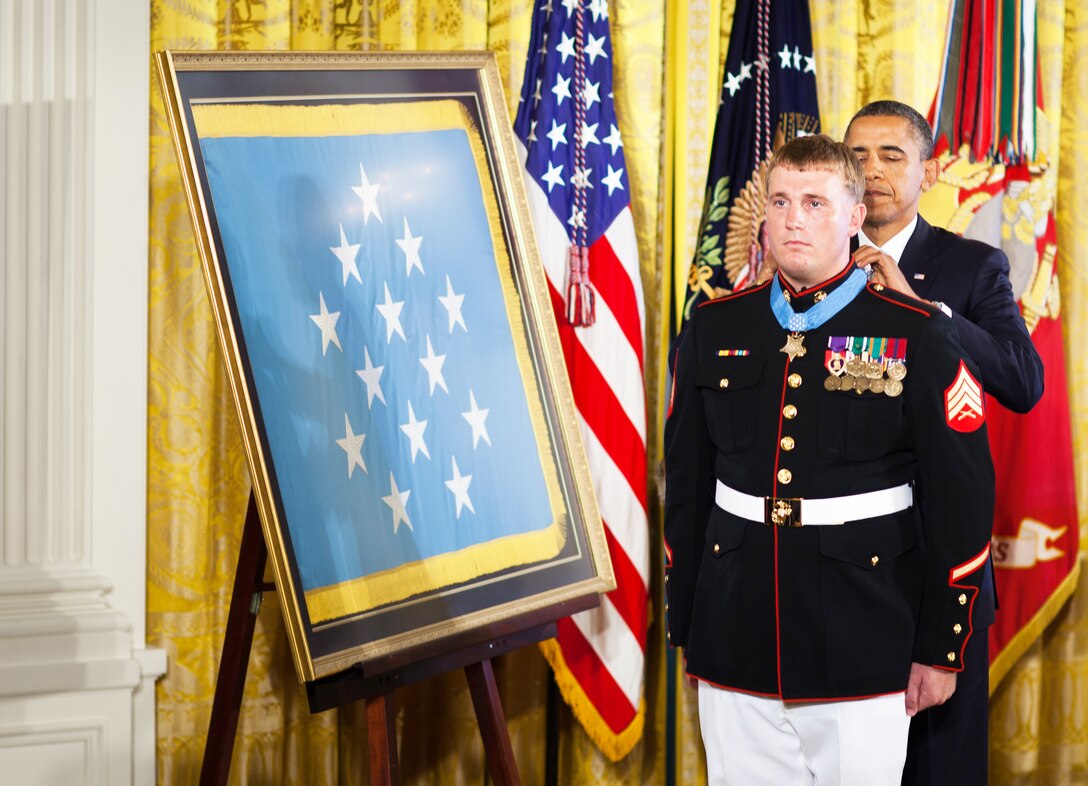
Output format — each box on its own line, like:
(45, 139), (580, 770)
(869, 286), (933, 317)
(780, 262), (855, 298)
(689, 675), (908, 703)
(697, 278), (771, 308)
(773, 361), (790, 698)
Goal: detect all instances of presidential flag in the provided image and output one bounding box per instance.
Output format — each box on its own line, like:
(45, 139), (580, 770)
(512, 0), (650, 761)
(924, 0), (1078, 686)
(682, 0), (820, 320)
(192, 100), (569, 622)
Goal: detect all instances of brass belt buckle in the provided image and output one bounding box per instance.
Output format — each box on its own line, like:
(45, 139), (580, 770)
(765, 496), (803, 527)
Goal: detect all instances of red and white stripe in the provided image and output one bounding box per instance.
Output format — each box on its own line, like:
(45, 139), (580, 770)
(518, 140), (649, 740)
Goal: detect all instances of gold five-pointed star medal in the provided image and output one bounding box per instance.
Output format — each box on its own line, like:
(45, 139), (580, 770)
(780, 332), (806, 361)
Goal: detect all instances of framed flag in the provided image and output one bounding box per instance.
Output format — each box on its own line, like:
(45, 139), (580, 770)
(154, 50), (613, 683)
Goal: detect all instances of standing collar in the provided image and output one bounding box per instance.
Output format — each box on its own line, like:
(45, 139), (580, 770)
(857, 215), (918, 265)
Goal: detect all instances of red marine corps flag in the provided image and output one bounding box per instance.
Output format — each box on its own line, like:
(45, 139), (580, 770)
(922, 0), (1078, 687)
(513, 0), (649, 760)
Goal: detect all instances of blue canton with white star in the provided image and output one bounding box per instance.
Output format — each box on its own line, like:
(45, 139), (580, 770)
(513, 0), (629, 245)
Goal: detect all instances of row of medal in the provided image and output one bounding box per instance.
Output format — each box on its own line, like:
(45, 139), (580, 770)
(824, 336), (908, 397)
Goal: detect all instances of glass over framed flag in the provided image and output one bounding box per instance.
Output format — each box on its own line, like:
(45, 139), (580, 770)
(154, 50), (613, 683)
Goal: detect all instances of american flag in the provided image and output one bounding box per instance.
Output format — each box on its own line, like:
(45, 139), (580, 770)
(513, 0), (649, 760)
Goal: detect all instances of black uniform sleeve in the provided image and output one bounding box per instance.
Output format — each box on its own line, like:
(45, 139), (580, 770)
(662, 319), (716, 649)
(906, 313), (996, 671)
(949, 246), (1043, 413)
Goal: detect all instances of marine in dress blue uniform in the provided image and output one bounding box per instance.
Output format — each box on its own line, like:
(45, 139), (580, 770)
(665, 134), (996, 785)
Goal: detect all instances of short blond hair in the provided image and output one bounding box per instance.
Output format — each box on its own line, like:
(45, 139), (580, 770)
(766, 134), (865, 203)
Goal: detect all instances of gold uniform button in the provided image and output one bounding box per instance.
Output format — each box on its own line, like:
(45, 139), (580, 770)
(777, 469), (793, 484)
(947, 652), (956, 662)
(713, 543), (721, 554)
(664, 574), (669, 584)
(953, 624), (962, 635)
(780, 436), (795, 451)
(664, 602), (669, 612)
(720, 378), (729, 388)
(958, 593), (968, 606)
(788, 373), (802, 388)
(783, 404), (798, 419)
(870, 555), (879, 566)
(667, 632), (672, 642)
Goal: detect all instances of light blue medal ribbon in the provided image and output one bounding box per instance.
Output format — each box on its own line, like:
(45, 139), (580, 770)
(770, 268), (868, 332)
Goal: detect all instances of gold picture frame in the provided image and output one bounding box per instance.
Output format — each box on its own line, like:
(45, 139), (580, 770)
(154, 50), (613, 683)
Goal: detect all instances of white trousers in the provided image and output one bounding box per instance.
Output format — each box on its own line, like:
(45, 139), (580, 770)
(698, 682), (911, 786)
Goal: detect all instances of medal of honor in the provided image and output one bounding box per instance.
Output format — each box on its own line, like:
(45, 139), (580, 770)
(781, 332), (807, 361)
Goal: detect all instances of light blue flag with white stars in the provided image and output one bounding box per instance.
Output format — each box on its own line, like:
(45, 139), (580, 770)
(192, 101), (565, 623)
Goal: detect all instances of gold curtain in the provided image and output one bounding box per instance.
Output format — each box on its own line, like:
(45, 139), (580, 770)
(151, 0), (1088, 783)
(666, 0), (1088, 783)
(148, 1), (667, 784)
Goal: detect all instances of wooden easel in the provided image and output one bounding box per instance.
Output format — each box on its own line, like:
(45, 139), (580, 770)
(199, 494), (554, 786)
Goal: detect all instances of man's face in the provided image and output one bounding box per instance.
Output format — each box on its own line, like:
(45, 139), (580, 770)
(844, 115), (937, 237)
(765, 166), (865, 289)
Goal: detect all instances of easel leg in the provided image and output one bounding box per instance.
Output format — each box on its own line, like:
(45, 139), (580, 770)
(466, 659), (522, 786)
(366, 693), (401, 786)
(199, 494), (268, 786)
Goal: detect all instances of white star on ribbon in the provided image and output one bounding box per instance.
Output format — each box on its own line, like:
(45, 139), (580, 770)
(740, 61), (753, 80)
(355, 346), (386, 407)
(602, 164), (625, 196)
(400, 400), (431, 462)
(329, 223), (362, 286)
(419, 335), (449, 395)
(381, 472), (412, 534)
(438, 274), (467, 333)
(445, 456), (475, 518)
(462, 390), (491, 448)
(560, 0), (578, 16)
(804, 54), (816, 74)
(335, 413), (367, 478)
(309, 292), (342, 355)
(352, 163), (383, 225)
(376, 282), (406, 343)
(792, 46), (803, 70)
(588, 0), (609, 22)
(396, 216), (425, 277)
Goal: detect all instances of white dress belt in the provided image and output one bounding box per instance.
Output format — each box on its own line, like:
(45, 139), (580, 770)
(715, 480), (914, 526)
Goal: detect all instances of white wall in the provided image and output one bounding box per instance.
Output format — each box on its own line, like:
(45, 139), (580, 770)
(0, 1), (164, 783)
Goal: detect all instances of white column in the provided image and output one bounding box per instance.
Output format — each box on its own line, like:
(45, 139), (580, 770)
(0, 1), (164, 784)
